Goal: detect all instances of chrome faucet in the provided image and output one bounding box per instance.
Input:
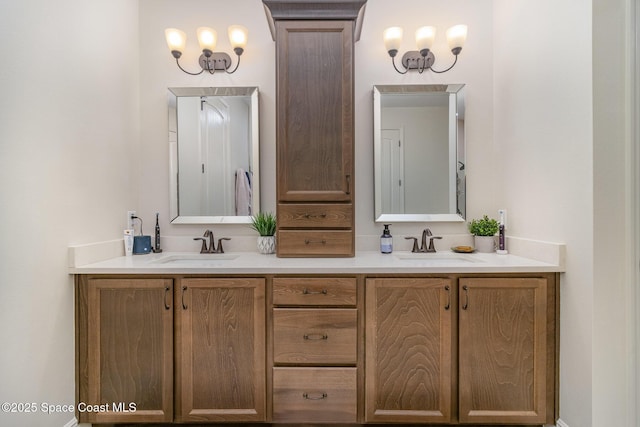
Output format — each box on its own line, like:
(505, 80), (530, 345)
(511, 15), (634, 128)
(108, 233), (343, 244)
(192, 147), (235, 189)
(405, 228), (442, 253)
(194, 230), (231, 253)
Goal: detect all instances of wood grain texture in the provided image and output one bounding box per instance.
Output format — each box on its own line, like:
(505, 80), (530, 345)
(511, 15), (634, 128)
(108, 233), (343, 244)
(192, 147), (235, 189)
(277, 230), (354, 257)
(278, 203), (353, 228)
(273, 308), (357, 364)
(272, 277), (357, 306)
(458, 278), (547, 424)
(176, 278), (265, 422)
(272, 367), (357, 423)
(365, 278), (452, 423)
(81, 278), (173, 423)
(276, 20), (353, 203)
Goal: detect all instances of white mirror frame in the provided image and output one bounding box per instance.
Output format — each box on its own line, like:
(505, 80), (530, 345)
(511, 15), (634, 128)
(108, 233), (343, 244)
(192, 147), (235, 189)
(168, 87), (260, 224)
(373, 84), (465, 223)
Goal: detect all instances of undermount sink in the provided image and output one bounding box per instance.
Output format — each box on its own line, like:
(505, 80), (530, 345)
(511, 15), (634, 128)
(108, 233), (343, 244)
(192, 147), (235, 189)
(394, 252), (484, 264)
(151, 253), (239, 266)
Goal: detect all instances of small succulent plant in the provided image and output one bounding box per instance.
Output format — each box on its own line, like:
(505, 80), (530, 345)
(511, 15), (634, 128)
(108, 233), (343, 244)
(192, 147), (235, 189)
(468, 215), (499, 236)
(249, 211), (276, 236)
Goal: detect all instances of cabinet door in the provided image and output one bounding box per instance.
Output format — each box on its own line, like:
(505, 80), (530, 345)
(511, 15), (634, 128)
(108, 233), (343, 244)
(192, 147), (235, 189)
(458, 278), (548, 424)
(276, 20), (353, 202)
(175, 278), (266, 422)
(365, 278), (453, 423)
(77, 278), (173, 424)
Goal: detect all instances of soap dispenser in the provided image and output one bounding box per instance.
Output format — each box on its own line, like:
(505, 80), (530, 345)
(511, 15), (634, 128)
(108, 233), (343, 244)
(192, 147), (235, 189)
(380, 224), (393, 254)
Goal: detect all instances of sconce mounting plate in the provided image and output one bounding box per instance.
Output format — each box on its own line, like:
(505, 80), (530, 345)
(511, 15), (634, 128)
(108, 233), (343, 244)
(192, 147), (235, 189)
(402, 50), (435, 70)
(199, 52), (233, 71)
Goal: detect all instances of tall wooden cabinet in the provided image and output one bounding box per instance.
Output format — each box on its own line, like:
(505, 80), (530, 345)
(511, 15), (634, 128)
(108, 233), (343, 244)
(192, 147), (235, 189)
(264, 0), (367, 257)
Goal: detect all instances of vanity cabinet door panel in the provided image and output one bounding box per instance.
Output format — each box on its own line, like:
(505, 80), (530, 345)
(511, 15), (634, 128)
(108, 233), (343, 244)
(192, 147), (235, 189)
(275, 20), (353, 203)
(458, 277), (548, 424)
(175, 278), (266, 422)
(365, 278), (453, 423)
(77, 277), (173, 424)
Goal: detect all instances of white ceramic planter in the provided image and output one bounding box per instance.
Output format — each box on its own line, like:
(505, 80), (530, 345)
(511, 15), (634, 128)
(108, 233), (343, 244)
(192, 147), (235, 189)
(257, 236), (276, 254)
(474, 235), (496, 253)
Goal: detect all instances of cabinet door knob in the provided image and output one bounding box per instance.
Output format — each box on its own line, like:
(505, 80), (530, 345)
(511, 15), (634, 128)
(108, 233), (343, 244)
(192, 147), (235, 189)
(444, 285), (450, 310)
(462, 285), (469, 310)
(164, 286), (171, 310)
(181, 286), (188, 310)
(303, 392), (327, 400)
(303, 288), (328, 295)
(303, 333), (328, 341)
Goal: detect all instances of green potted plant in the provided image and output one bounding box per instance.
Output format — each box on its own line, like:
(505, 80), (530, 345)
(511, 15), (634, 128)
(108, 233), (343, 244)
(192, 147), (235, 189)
(468, 214), (499, 253)
(250, 211), (277, 254)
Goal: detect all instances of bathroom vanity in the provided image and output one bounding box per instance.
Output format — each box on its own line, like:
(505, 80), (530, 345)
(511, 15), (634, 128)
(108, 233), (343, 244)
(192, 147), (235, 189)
(72, 251), (561, 426)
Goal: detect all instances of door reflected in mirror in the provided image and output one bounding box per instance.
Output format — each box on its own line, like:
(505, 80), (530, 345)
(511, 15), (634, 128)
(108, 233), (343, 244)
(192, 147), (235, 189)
(374, 84), (465, 222)
(168, 87), (259, 224)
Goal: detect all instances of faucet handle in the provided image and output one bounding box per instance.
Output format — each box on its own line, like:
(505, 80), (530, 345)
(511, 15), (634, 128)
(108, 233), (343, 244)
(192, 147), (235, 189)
(193, 237), (208, 253)
(405, 237), (420, 253)
(426, 235), (443, 253)
(215, 237), (231, 253)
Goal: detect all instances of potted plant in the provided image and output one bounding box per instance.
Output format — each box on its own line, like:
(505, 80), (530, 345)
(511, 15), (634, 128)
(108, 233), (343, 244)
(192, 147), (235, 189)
(468, 214), (499, 253)
(250, 211), (277, 254)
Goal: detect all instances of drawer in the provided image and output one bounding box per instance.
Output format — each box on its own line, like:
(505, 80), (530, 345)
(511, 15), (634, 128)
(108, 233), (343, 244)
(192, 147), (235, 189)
(278, 203), (352, 228)
(273, 308), (357, 364)
(277, 230), (354, 257)
(273, 277), (357, 306)
(273, 367), (357, 423)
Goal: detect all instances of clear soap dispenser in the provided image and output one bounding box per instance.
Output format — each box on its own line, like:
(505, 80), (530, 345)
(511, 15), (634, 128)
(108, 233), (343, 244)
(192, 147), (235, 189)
(381, 224), (393, 254)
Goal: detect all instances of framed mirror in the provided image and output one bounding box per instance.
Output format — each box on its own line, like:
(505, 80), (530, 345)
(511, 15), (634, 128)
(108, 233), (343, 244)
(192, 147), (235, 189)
(373, 84), (466, 222)
(168, 87), (260, 224)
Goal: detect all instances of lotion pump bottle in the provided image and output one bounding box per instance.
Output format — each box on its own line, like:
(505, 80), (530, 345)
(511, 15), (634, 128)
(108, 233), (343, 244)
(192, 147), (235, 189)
(380, 224), (393, 254)
(497, 209), (508, 255)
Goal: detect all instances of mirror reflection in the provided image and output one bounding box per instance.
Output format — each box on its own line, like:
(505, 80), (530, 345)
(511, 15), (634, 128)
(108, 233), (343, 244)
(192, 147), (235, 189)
(168, 87), (259, 224)
(373, 84), (465, 222)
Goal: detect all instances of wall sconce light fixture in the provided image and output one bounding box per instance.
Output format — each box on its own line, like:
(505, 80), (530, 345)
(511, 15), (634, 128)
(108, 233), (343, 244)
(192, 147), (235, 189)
(165, 25), (248, 75)
(383, 24), (467, 74)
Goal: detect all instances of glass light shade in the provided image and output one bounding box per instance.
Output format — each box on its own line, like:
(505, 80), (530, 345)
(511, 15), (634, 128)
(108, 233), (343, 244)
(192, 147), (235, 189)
(383, 27), (403, 52)
(415, 26), (436, 51)
(165, 28), (187, 53)
(446, 24), (468, 51)
(228, 25), (248, 50)
(197, 27), (217, 52)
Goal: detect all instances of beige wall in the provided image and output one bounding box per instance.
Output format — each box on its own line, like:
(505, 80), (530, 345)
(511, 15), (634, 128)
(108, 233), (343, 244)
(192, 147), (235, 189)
(0, 0), (140, 426)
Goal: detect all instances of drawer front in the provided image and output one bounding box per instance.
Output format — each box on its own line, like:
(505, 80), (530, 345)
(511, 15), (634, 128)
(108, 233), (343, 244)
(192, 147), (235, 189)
(273, 367), (357, 423)
(273, 308), (357, 364)
(273, 277), (357, 307)
(278, 203), (353, 228)
(277, 230), (354, 257)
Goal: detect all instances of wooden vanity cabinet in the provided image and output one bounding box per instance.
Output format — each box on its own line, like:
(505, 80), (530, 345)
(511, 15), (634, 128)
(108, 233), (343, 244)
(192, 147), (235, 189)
(365, 278), (453, 424)
(76, 277), (174, 424)
(273, 18), (356, 257)
(76, 276), (266, 424)
(271, 277), (359, 423)
(365, 275), (557, 426)
(175, 278), (266, 422)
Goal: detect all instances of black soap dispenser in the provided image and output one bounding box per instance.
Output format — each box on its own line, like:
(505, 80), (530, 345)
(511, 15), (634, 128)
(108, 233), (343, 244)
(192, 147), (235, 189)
(380, 224), (393, 254)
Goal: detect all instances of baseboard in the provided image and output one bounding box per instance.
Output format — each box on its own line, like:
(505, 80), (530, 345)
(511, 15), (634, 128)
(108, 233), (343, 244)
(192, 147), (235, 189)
(63, 417), (78, 427)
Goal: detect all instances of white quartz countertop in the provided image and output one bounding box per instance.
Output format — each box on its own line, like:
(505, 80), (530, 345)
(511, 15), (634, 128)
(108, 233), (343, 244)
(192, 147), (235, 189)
(69, 250), (564, 275)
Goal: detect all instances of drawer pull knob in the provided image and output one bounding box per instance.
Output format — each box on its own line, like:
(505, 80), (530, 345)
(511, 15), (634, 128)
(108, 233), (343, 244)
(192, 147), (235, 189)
(303, 392), (327, 400)
(303, 288), (328, 295)
(303, 333), (328, 341)
(304, 239), (327, 245)
(303, 213), (327, 219)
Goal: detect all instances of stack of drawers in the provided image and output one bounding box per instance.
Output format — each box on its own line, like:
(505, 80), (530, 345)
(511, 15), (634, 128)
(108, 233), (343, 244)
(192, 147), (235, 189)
(271, 277), (358, 423)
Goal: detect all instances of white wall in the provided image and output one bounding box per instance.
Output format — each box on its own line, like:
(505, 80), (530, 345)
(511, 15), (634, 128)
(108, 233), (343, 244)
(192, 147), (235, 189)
(0, 0), (140, 426)
(138, 0), (494, 249)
